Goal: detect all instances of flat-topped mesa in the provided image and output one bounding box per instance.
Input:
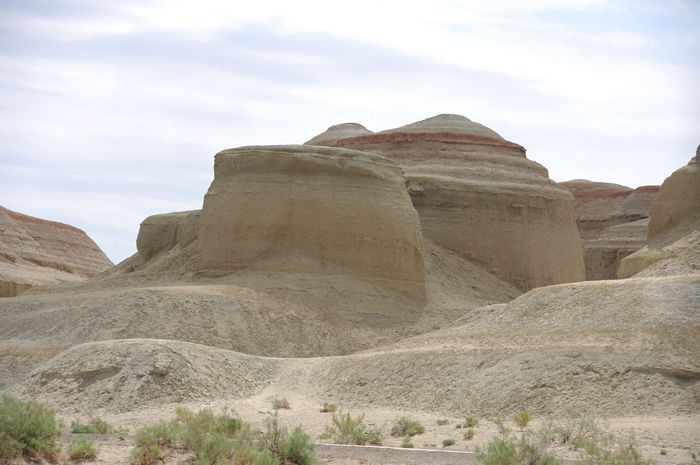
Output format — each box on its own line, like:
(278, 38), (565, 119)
(560, 180), (660, 280)
(197, 145), (426, 296)
(305, 114), (584, 291)
(0, 205), (113, 297)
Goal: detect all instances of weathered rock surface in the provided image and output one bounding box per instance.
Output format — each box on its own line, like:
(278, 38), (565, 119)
(136, 210), (199, 261)
(305, 122), (373, 145)
(647, 149), (700, 248)
(10, 339), (280, 414)
(619, 151), (700, 279)
(0, 205), (113, 297)
(198, 145), (426, 296)
(306, 114), (584, 291)
(560, 181), (660, 280)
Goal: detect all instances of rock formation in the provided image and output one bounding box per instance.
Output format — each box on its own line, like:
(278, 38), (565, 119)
(306, 114), (585, 291)
(619, 151), (700, 278)
(560, 181), (659, 280)
(197, 145), (426, 295)
(0, 205), (113, 297)
(136, 210), (199, 261)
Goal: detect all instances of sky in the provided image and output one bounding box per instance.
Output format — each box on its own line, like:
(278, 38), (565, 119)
(1, 0), (698, 263)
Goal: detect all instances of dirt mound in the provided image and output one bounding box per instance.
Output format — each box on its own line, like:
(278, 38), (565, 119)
(0, 205), (113, 297)
(10, 339), (280, 414)
(313, 275), (700, 417)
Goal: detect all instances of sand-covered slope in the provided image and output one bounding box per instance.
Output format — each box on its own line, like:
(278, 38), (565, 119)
(306, 114), (584, 291)
(9, 339), (281, 414)
(0, 205), (113, 297)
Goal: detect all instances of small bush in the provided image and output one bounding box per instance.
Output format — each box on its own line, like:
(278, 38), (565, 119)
(130, 421), (178, 465)
(68, 439), (98, 462)
(324, 411), (382, 446)
(465, 416), (479, 428)
(390, 417), (425, 437)
(476, 420), (561, 465)
(0, 394), (61, 463)
(401, 437), (414, 448)
(262, 412), (318, 465)
(320, 403), (337, 413)
(464, 428), (476, 440)
(514, 410), (532, 431)
(577, 433), (653, 465)
(442, 438), (456, 447)
(271, 398), (291, 410)
(660, 448), (667, 456)
(436, 419), (449, 426)
(552, 412), (601, 449)
(691, 451), (699, 464)
(71, 417), (123, 435)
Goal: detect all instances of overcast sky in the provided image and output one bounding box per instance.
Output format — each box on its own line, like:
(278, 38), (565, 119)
(1, 0), (698, 263)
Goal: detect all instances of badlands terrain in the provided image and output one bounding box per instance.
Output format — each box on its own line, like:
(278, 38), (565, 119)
(0, 114), (698, 464)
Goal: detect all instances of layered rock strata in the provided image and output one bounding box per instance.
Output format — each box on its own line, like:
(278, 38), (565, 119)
(0, 205), (112, 297)
(306, 114), (584, 291)
(198, 145), (426, 295)
(560, 181), (659, 280)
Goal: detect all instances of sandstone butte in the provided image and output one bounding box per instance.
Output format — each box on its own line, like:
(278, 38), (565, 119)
(560, 180), (660, 280)
(305, 113), (585, 291)
(0, 205), (112, 297)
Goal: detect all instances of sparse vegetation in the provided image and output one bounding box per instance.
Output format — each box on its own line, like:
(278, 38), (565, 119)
(442, 438), (456, 447)
(691, 451), (700, 464)
(0, 394), (61, 464)
(660, 448), (667, 456)
(514, 410), (532, 431)
(552, 411), (601, 449)
(323, 411), (382, 445)
(131, 407), (318, 465)
(71, 417), (124, 435)
(436, 419), (449, 426)
(476, 420), (561, 465)
(320, 402), (337, 413)
(390, 417), (425, 437)
(68, 439), (98, 462)
(400, 437), (414, 448)
(271, 398), (291, 410)
(465, 416), (479, 428)
(464, 428), (476, 440)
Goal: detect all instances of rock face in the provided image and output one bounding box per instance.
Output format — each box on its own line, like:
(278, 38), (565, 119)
(306, 114), (584, 291)
(304, 123), (373, 145)
(619, 151), (700, 278)
(560, 181), (659, 280)
(198, 145), (426, 295)
(0, 206), (113, 297)
(136, 210), (199, 261)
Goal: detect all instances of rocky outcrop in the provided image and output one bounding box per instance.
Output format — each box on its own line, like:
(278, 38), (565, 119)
(198, 145), (426, 295)
(136, 210), (199, 261)
(560, 181), (659, 280)
(305, 122), (373, 145)
(0, 206), (113, 297)
(306, 114), (584, 291)
(619, 150), (700, 278)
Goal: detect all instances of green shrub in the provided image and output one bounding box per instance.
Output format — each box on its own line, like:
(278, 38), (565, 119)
(476, 420), (561, 465)
(464, 428), (476, 440)
(514, 410), (532, 431)
(465, 416), (479, 428)
(271, 398), (290, 410)
(660, 448), (667, 456)
(320, 403), (337, 413)
(175, 407), (244, 454)
(262, 412), (317, 465)
(0, 394), (61, 463)
(68, 439), (98, 462)
(442, 438), (456, 447)
(390, 417), (425, 437)
(552, 412), (601, 449)
(401, 437), (414, 448)
(71, 417), (123, 435)
(577, 433), (653, 465)
(691, 451), (699, 464)
(436, 419), (449, 426)
(130, 421), (178, 465)
(324, 411), (382, 446)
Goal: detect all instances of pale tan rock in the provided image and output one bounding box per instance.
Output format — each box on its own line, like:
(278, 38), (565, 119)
(560, 181), (659, 279)
(0, 205), (112, 297)
(136, 210), (199, 261)
(306, 114), (584, 291)
(304, 122), (373, 145)
(618, 231), (700, 279)
(197, 145), (426, 295)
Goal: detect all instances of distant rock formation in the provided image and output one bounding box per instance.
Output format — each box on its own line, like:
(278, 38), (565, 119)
(619, 150), (700, 278)
(560, 180), (659, 280)
(0, 206), (113, 297)
(136, 210), (199, 261)
(198, 145), (426, 296)
(304, 123), (373, 145)
(306, 114), (584, 291)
